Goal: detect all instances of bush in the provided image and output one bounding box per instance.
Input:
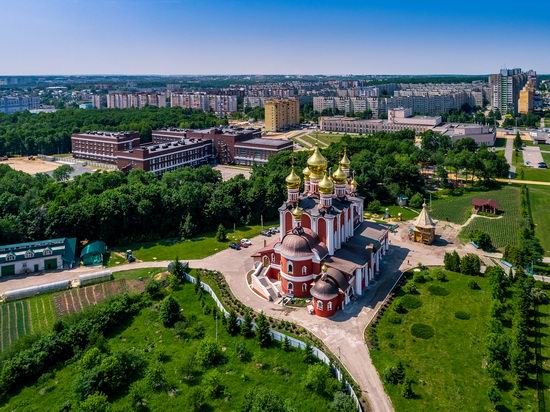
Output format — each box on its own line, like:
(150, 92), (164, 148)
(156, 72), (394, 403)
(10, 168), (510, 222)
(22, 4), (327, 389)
(435, 270), (447, 282)
(236, 342), (251, 362)
(383, 361), (406, 385)
(187, 387), (206, 412)
(303, 364), (339, 396)
(216, 224), (227, 242)
(388, 314), (402, 324)
(403, 283), (418, 294)
(428, 285), (449, 296)
(159, 296), (182, 327)
(400, 295), (422, 310)
(367, 200), (382, 214)
(241, 312), (253, 337)
(203, 370), (225, 399)
(78, 393), (111, 412)
(303, 343), (316, 364)
(195, 339), (224, 369)
(468, 280), (480, 290)
(454, 311), (471, 320)
(255, 312), (272, 348)
(410, 323), (434, 339)
(393, 302), (407, 314)
(241, 388), (294, 412)
(145, 363), (168, 392)
(226, 310), (240, 335)
(402, 377), (414, 399)
(413, 273), (427, 284)
(330, 391), (356, 412)
(488, 385), (502, 406)
(145, 281), (163, 300)
(409, 193), (423, 209)
(282, 336), (292, 352)
(470, 230), (493, 251)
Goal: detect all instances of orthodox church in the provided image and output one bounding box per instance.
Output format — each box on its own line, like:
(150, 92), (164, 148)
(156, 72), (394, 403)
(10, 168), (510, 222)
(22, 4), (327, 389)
(252, 147), (390, 317)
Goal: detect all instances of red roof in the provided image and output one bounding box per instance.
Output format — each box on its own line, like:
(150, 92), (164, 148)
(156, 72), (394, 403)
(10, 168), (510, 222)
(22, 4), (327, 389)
(471, 198), (500, 209)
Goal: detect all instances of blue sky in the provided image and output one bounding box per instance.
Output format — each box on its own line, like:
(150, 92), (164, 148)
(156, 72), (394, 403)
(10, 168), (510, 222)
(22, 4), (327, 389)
(1, 0), (549, 75)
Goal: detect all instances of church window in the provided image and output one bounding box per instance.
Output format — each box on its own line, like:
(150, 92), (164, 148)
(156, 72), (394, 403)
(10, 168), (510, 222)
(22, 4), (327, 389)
(302, 283), (307, 292)
(302, 266), (307, 275)
(287, 261), (293, 274)
(287, 282), (293, 291)
(328, 301), (333, 311)
(271, 253), (275, 263)
(317, 300), (324, 310)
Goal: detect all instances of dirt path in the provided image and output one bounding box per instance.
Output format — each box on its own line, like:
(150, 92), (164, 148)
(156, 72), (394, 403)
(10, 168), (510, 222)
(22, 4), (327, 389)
(496, 178), (550, 186)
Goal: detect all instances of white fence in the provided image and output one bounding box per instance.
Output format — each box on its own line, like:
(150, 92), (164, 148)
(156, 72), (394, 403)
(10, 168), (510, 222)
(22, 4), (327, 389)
(184, 271), (363, 411)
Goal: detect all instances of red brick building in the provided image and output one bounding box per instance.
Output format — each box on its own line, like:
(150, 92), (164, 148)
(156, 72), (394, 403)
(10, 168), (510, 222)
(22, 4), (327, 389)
(71, 131), (140, 164)
(115, 139), (213, 175)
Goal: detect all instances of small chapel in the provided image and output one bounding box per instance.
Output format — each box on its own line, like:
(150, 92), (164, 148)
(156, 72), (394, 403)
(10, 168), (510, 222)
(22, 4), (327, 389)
(412, 202), (436, 245)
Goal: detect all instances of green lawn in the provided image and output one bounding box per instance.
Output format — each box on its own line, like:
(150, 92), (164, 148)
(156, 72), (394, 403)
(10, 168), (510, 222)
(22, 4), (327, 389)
(2, 279), (340, 411)
(385, 205), (419, 221)
(513, 150), (550, 182)
(109, 222), (276, 263)
(370, 269), (539, 411)
(529, 186), (550, 254)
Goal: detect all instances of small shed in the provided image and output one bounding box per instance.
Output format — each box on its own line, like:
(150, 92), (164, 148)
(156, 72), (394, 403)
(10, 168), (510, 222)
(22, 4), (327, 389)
(472, 199), (500, 214)
(397, 194), (409, 207)
(80, 241), (107, 266)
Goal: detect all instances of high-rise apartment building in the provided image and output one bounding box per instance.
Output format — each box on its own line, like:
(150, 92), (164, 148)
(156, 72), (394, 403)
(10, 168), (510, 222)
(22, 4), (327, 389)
(169, 93), (237, 116)
(489, 69), (535, 115)
(106, 93), (166, 109)
(91, 95), (107, 109)
(518, 81), (535, 115)
(264, 98), (300, 132)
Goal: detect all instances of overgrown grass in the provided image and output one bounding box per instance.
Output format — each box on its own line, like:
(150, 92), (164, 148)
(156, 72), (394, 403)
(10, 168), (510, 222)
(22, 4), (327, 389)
(2, 280), (338, 411)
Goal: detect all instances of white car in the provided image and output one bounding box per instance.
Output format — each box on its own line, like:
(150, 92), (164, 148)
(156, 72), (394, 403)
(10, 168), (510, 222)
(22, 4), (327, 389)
(240, 238), (252, 246)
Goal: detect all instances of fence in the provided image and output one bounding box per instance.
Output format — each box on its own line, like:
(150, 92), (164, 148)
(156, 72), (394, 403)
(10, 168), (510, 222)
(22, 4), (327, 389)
(184, 271), (363, 411)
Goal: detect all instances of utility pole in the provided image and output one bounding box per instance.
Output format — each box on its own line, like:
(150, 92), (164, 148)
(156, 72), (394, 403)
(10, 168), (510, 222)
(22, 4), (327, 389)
(215, 310), (218, 342)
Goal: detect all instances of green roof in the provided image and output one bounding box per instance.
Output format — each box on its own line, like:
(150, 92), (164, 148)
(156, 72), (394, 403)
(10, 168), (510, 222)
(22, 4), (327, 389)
(80, 241), (107, 258)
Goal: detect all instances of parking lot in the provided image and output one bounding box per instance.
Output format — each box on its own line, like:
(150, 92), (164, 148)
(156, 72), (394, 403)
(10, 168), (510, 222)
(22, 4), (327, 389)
(523, 146), (546, 168)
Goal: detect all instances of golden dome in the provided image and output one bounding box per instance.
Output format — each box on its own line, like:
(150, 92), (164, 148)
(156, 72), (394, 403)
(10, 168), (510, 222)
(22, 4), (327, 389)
(319, 173), (334, 195)
(321, 263), (328, 273)
(302, 166), (311, 180)
(307, 146), (327, 172)
(285, 166), (301, 189)
(340, 148), (351, 168)
(350, 177), (357, 188)
(291, 206), (303, 219)
(332, 166), (347, 185)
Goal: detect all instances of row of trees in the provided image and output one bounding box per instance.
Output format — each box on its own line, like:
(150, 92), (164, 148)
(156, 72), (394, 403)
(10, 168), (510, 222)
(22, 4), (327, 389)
(0, 107), (226, 156)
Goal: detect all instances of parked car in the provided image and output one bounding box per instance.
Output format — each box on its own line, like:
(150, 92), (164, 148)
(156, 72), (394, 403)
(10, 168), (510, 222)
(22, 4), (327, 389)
(261, 230), (271, 237)
(538, 162), (548, 168)
(241, 238), (252, 246)
(229, 243), (241, 250)
(270, 227), (280, 233)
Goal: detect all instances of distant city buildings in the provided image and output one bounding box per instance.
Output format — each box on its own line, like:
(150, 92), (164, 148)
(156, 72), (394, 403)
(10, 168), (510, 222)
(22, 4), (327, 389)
(319, 108), (442, 135)
(518, 80), (536, 114)
(92, 95), (107, 109)
(105, 93), (167, 109)
(489, 68), (536, 115)
(0, 96), (40, 114)
(264, 98), (300, 132)
(432, 123), (496, 146)
(169, 93), (237, 116)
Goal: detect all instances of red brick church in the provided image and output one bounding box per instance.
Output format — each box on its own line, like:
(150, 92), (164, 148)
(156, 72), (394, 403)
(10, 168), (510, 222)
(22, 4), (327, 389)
(252, 147), (389, 317)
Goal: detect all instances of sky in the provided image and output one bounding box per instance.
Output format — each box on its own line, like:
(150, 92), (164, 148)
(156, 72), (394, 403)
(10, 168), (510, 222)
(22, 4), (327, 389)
(1, 0), (549, 75)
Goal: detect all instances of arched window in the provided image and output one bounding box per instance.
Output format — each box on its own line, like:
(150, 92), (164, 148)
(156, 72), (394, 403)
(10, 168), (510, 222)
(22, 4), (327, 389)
(271, 253), (275, 263)
(302, 283), (308, 292)
(287, 282), (293, 291)
(328, 301), (333, 311)
(302, 266), (308, 275)
(317, 300), (324, 310)
(287, 261), (293, 274)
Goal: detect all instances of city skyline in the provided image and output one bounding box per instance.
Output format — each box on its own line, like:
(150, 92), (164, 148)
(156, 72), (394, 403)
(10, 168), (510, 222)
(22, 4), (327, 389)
(1, 0), (549, 75)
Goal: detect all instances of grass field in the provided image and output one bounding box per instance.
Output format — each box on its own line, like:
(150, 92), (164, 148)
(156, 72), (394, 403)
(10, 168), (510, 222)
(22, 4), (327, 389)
(109, 222), (276, 264)
(529, 185), (550, 254)
(2, 275), (340, 411)
(513, 150), (550, 182)
(370, 269), (540, 411)
(385, 205), (419, 221)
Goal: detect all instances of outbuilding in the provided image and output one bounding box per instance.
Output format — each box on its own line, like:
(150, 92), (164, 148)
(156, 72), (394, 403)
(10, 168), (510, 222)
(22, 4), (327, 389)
(0, 238), (77, 277)
(80, 241), (107, 266)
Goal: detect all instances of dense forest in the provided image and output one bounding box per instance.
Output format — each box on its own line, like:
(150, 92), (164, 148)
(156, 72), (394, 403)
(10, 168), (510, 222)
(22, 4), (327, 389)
(0, 130), (508, 247)
(0, 107), (227, 156)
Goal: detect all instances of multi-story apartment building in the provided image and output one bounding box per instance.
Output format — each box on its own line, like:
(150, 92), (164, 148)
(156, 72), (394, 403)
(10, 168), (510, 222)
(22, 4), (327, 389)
(169, 93), (237, 116)
(115, 139), (213, 175)
(0, 96), (40, 114)
(264, 98), (300, 132)
(489, 69), (536, 115)
(518, 80), (536, 114)
(243, 96), (267, 109)
(71, 131), (141, 164)
(106, 93), (166, 109)
(91, 95), (107, 109)
(319, 108), (442, 135)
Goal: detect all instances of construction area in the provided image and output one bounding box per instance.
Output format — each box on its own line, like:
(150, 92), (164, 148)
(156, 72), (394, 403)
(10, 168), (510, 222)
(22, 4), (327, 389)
(0, 156), (61, 175)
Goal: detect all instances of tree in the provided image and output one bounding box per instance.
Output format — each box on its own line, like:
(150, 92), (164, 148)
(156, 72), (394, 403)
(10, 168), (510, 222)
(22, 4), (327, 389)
(241, 388), (294, 412)
(195, 339), (224, 368)
(367, 200), (381, 214)
(513, 132), (522, 152)
(241, 312), (253, 337)
(384, 361), (406, 384)
(187, 387), (206, 412)
(470, 230), (493, 251)
(255, 311), (271, 347)
(170, 257), (186, 283)
(159, 296), (182, 327)
(282, 336), (292, 352)
(216, 224), (227, 242)
(303, 364), (338, 396)
(460, 253), (481, 276)
(409, 193), (423, 209)
(444, 251), (461, 272)
(194, 271), (202, 294)
(78, 393), (111, 412)
(52, 164), (74, 182)
(145, 363), (168, 392)
(180, 213), (196, 240)
(487, 386), (502, 407)
(401, 377), (414, 399)
(226, 310), (240, 335)
(303, 343), (316, 364)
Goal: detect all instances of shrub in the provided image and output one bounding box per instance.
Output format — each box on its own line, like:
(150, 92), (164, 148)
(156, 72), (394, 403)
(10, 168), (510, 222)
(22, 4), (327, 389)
(468, 280), (480, 290)
(428, 285), (449, 296)
(454, 311), (470, 320)
(393, 302), (407, 314)
(282, 336), (292, 352)
(409, 193), (423, 209)
(146, 281), (163, 300)
(403, 284), (418, 294)
(382, 331), (394, 340)
(444, 251), (461, 272)
(435, 270), (447, 282)
(145, 363), (168, 392)
(388, 314), (402, 324)
(330, 392), (356, 412)
(187, 387), (206, 412)
(78, 393), (111, 412)
(413, 273), (427, 284)
(255, 311), (272, 348)
(367, 200), (382, 214)
(216, 224), (227, 242)
(236, 342), (251, 362)
(241, 312), (253, 337)
(203, 370), (225, 399)
(400, 295), (422, 310)
(402, 377), (414, 399)
(226, 310), (240, 335)
(470, 230), (493, 251)
(410, 323), (434, 339)
(159, 296), (182, 327)
(303, 364), (339, 396)
(383, 361), (406, 385)
(179, 354), (198, 383)
(242, 388), (294, 412)
(195, 339), (224, 369)
(487, 385), (502, 406)
(303, 343), (316, 364)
